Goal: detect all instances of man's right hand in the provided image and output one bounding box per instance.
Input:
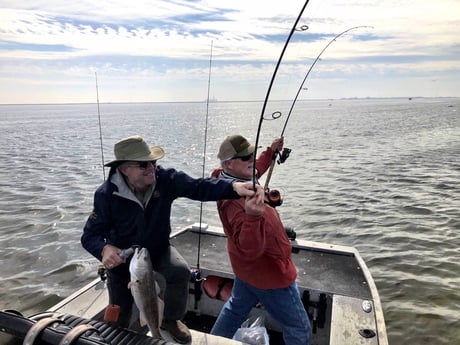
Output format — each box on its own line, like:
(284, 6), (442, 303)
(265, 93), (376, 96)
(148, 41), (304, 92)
(101, 244), (125, 269)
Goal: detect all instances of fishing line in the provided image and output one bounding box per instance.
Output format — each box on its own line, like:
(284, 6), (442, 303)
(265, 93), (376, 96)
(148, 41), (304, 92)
(263, 26), (373, 190)
(95, 72), (106, 181)
(252, 0), (311, 189)
(195, 41), (213, 272)
(280, 25), (373, 137)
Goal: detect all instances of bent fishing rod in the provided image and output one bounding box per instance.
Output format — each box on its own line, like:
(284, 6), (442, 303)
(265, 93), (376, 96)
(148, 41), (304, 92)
(263, 25), (374, 191)
(252, 0), (311, 190)
(280, 25), (373, 137)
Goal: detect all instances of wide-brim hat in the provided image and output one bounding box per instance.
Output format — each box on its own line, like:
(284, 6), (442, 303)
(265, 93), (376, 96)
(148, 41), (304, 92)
(104, 135), (165, 167)
(217, 134), (255, 161)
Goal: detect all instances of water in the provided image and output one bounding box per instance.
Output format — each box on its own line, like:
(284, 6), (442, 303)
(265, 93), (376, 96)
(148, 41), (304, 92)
(0, 98), (459, 344)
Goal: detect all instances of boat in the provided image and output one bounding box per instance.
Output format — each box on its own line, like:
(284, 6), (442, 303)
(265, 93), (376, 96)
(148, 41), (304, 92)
(0, 223), (388, 345)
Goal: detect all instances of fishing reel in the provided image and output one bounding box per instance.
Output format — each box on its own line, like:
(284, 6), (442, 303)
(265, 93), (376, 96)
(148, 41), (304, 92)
(264, 148), (290, 207)
(277, 147), (291, 164)
(265, 188), (283, 208)
(190, 268), (204, 309)
(97, 264), (107, 281)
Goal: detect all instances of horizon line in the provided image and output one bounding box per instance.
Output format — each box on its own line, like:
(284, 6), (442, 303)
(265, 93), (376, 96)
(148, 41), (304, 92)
(1, 96), (457, 106)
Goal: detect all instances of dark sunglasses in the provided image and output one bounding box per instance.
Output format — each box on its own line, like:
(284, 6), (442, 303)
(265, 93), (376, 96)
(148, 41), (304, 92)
(127, 160), (156, 169)
(231, 154), (253, 162)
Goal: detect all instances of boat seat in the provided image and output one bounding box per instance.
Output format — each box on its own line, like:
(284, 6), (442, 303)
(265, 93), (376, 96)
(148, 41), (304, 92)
(0, 309), (175, 345)
(203, 275), (233, 301)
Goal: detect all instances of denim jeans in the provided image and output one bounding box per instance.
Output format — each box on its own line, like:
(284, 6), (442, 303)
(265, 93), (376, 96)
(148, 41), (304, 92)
(210, 277), (311, 345)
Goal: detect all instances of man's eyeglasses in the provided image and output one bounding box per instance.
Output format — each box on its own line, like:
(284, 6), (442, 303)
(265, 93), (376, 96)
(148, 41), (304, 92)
(126, 161), (156, 169)
(231, 154), (253, 162)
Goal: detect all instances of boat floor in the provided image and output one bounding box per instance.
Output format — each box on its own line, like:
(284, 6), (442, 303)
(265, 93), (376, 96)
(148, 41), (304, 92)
(171, 227), (371, 299)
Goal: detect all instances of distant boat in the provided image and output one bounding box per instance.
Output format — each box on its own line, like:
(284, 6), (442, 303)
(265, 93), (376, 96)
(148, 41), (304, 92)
(0, 223), (388, 345)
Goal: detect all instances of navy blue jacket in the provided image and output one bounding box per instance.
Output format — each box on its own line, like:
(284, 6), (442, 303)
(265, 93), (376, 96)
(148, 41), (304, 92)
(81, 165), (238, 265)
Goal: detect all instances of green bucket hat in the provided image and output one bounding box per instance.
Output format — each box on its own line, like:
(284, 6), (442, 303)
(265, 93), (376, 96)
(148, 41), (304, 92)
(217, 134), (255, 161)
(105, 135), (165, 167)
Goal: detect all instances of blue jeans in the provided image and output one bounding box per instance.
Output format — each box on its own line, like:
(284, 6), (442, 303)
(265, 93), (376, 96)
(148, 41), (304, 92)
(210, 277), (311, 345)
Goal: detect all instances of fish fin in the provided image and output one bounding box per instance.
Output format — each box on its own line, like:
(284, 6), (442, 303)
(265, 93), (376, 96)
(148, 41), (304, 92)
(155, 279), (165, 325)
(157, 297), (165, 326)
(152, 329), (163, 339)
(139, 315), (147, 327)
(127, 279), (140, 290)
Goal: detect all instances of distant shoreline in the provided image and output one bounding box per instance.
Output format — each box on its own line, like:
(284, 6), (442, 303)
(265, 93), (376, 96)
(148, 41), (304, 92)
(1, 96), (459, 107)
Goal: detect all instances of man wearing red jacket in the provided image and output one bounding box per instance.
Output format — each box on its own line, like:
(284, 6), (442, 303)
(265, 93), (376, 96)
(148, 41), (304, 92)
(210, 134), (311, 345)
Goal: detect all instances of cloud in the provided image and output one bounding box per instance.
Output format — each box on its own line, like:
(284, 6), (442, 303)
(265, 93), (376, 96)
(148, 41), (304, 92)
(0, 0), (459, 103)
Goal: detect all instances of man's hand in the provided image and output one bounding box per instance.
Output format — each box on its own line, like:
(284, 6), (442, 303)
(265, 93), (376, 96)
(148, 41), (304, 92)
(101, 244), (125, 269)
(270, 136), (284, 152)
(245, 190), (265, 216)
(233, 182), (265, 203)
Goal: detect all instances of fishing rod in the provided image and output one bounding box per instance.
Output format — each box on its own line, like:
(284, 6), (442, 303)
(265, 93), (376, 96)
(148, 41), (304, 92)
(195, 40), (213, 271)
(191, 42), (214, 310)
(95, 72), (106, 180)
(263, 25), (373, 191)
(281, 25), (373, 136)
(252, 0), (311, 190)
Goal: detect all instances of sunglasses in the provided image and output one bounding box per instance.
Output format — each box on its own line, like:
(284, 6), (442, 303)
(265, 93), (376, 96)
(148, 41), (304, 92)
(126, 160), (156, 169)
(231, 154), (253, 162)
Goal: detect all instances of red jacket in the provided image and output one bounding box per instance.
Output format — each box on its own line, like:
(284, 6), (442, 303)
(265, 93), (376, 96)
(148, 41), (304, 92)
(212, 148), (297, 289)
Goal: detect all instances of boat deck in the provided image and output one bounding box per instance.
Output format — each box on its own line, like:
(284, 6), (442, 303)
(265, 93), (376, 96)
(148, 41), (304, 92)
(170, 227), (371, 299)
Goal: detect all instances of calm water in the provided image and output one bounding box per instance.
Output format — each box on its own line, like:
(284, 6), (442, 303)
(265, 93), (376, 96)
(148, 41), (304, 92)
(0, 98), (459, 344)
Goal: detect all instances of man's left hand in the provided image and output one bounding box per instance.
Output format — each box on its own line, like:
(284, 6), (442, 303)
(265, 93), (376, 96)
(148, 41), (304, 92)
(233, 182), (264, 203)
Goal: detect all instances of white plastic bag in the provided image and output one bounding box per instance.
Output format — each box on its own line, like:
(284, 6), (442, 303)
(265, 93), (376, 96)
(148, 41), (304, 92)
(232, 315), (270, 345)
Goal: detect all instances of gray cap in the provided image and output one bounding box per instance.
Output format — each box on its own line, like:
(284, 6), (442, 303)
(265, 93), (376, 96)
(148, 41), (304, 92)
(217, 134), (255, 161)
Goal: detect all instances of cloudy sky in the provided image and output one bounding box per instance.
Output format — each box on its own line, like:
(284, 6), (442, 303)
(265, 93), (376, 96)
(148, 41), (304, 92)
(0, 0), (459, 104)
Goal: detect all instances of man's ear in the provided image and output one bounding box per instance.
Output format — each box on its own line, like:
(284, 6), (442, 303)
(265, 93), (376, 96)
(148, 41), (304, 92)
(222, 160), (232, 170)
(118, 165), (128, 176)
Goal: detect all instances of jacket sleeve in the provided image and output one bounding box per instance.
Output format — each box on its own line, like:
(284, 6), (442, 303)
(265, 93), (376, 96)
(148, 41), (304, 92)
(219, 199), (266, 258)
(255, 147), (274, 179)
(81, 188), (111, 261)
(164, 168), (240, 201)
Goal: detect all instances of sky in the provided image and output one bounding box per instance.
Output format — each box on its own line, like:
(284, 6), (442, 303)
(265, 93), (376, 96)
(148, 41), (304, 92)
(0, 0), (459, 104)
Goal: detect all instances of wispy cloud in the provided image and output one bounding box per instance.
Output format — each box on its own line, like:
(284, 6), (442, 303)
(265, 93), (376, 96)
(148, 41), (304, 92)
(0, 0), (459, 103)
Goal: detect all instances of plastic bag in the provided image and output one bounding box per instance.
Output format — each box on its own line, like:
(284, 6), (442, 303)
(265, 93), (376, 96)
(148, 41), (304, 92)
(232, 315), (270, 345)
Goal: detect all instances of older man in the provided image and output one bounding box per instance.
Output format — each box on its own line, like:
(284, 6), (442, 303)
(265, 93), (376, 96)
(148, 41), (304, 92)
(81, 135), (262, 343)
(210, 134), (312, 345)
